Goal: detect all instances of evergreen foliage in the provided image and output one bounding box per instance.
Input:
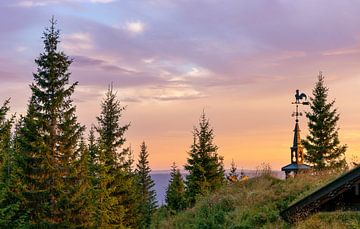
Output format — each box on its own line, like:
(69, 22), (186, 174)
(302, 73), (347, 170)
(135, 141), (157, 228)
(93, 85), (138, 227)
(227, 159), (238, 182)
(13, 18), (88, 227)
(84, 125), (98, 224)
(86, 125), (98, 189)
(165, 162), (186, 212)
(0, 99), (12, 163)
(0, 100), (26, 228)
(93, 86), (124, 226)
(185, 111), (225, 206)
(88, 125), (98, 169)
(96, 85), (130, 168)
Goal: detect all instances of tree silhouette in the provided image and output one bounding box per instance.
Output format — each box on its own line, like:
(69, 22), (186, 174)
(303, 73), (347, 170)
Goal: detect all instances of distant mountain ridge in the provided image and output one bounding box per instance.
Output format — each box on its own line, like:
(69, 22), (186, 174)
(151, 170), (284, 205)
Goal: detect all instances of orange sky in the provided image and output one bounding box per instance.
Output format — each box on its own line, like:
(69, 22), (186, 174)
(73, 75), (360, 170)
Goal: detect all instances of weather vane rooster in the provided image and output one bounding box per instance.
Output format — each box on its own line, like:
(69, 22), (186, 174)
(292, 89), (309, 120)
(294, 89), (309, 105)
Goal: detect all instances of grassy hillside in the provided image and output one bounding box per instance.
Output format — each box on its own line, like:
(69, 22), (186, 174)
(153, 170), (360, 229)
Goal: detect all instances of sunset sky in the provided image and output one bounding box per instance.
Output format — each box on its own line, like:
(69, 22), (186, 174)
(1, 0), (360, 170)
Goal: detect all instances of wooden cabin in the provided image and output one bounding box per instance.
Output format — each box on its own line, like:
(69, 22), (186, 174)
(281, 166), (360, 223)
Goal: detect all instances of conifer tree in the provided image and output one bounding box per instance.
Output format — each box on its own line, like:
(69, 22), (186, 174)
(84, 126), (99, 225)
(15, 18), (87, 227)
(185, 112), (225, 206)
(227, 159), (238, 182)
(87, 125), (98, 192)
(0, 100), (25, 227)
(165, 162), (186, 212)
(303, 73), (347, 170)
(135, 141), (157, 228)
(69, 136), (94, 226)
(94, 85), (135, 227)
(96, 85), (130, 168)
(88, 125), (98, 170)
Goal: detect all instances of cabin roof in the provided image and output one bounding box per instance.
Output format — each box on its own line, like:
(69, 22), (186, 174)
(281, 166), (360, 223)
(281, 163), (311, 171)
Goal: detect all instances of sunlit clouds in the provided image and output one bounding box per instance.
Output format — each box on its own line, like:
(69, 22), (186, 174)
(124, 21), (145, 35)
(61, 32), (94, 53)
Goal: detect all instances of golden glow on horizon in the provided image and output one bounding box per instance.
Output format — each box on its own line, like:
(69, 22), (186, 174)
(72, 76), (360, 171)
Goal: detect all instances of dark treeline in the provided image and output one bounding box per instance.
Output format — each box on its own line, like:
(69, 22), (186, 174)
(0, 19), (349, 228)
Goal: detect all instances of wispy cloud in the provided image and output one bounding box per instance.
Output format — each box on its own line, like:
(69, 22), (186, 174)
(61, 32), (94, 53)
(124, 21), (145, 35)
(14, 0), (116, 7)
(99, 84), (207, 103)
(15, 0), (50, 7)
(152, 85), (206, 101)
(89, 0), (116, 3)
(322, 47), (360, 56)
(71, 55), (139, 75)
(15, 45), (28, 52)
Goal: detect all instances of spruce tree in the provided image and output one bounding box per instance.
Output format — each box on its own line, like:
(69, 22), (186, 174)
(94, 85), (136, 227)
(86, 126), (98, 194)
(165, 162), (186, 212)
(69, 135), (93, 226)
(0, 100), (25, 227)
(185, 112), (225, 206)
(227, 159), (238, 182)
(96, 85), (129, 168)
(88, 125), (98, 170)
(135, 141), (157, 228)
(302, 73), (347, 170)
(15, 18), (87, 226)
(85, 125), (99, 224)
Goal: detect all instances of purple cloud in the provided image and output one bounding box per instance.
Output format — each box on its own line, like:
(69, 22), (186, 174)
(72, 55), (105, 66)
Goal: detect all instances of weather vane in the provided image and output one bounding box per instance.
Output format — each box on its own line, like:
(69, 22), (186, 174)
(292, 89), (309, 122)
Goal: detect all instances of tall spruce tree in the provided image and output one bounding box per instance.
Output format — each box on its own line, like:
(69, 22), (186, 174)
(15, 18), (87, 227)
(94, 85), (137, 227)
(165, 162), (186, 212)
(302, 73), (347, 170)
(185, 112), (225, 206)
(135, 141), (157, 228)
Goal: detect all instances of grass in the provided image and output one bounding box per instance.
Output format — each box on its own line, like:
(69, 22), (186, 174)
(153, 170), (346, 229)
(298, 211), (360, 229)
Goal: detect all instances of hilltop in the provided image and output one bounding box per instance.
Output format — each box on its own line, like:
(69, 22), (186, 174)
(152, 169), (360, 228)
